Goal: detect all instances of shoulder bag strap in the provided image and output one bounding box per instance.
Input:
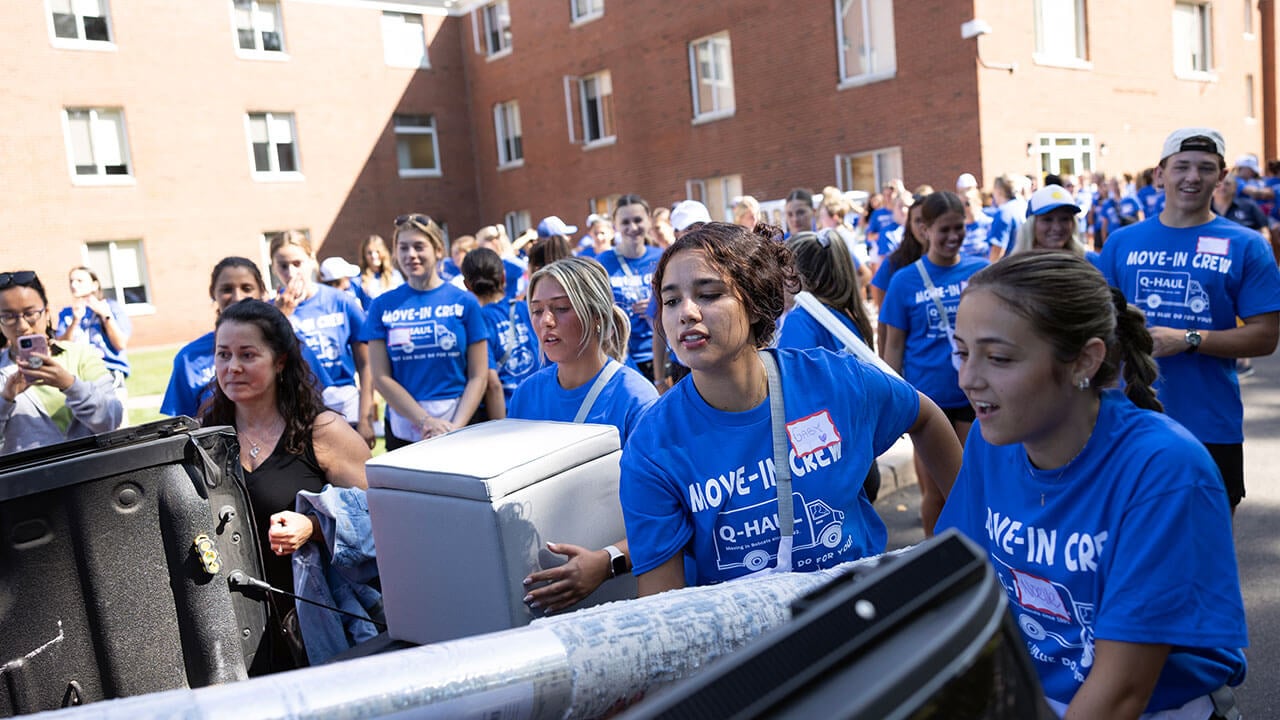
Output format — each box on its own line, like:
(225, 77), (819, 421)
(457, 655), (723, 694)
(573, 360), (623, 423)
(759, 350), (794, 573)
(913, 259), (951, 332)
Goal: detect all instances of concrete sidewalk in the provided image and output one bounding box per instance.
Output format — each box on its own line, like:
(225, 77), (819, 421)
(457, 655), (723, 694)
(874, 434), (917, 502)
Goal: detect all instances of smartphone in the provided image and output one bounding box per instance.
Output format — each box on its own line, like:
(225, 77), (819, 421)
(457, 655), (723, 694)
(17, 334), (48, 364)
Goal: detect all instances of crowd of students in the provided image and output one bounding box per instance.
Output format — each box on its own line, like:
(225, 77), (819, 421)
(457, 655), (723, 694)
(1, 126), (1271, 718)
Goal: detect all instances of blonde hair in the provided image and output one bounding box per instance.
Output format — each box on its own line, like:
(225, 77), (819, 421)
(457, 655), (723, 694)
(359, 234), (397, 291)
(268, 229), (314, 260)
(527, 257), (630, 362)
(731, 195), (760, 227)
(1011, 214), (1089, 258)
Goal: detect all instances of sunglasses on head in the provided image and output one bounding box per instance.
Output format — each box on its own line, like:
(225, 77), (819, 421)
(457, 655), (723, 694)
(0, 271), (37, 290)
(394, 214), (434, 229)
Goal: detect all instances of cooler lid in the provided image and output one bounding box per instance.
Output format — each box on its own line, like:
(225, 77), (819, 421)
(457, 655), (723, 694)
(366, 419), (620, 501)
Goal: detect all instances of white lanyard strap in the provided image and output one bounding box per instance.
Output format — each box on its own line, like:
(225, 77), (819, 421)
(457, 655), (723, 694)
(573, 360), (622, 423)
(913, 259), (951, 331)
(759, 350), (794, 573)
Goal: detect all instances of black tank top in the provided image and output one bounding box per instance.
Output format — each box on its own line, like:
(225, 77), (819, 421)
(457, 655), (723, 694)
(244, 435), (327, 595)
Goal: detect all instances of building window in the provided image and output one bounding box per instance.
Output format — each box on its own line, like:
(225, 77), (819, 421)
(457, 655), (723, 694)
(494, 101), (523, 168)
(571, 0), (603, 23)
(382, 12), (429, 68)
(49, 0), (113, 46)
(835, 0), (895, 85)
(1034, 0), (1088, 64)
(588, 194), (622, 218)
(1034, 134), (1095, 178)
(689, 33), (735, 122)
(63, 107), (131, 182)
(686, 174), (743, 223)
(233, 0), (285, 54)
(246, 112), (300, 178)
(481, 1), (512, 56)
(1246, 73), (1256, 120)
(579, 71), (616, 145)
(835, 147), (902, 194)
(1173, 2), (1213, 76)
(85, 240), (150, 307)
(394, 114), (441, 177)
(1244, 0), (1255, 35)
(504, 211), (531, 240)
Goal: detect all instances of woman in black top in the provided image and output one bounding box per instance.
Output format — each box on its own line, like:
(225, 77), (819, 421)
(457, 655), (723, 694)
(202, 299), (369, 674)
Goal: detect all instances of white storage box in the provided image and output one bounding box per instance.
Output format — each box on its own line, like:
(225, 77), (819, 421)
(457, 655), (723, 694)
(366, 419), (636, 645)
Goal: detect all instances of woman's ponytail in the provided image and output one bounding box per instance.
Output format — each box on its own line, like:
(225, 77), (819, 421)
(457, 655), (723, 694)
(1111, 288), (1163, 412)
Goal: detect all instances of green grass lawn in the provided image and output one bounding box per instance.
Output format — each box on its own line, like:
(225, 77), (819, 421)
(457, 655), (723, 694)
(123, 345), (387, 456)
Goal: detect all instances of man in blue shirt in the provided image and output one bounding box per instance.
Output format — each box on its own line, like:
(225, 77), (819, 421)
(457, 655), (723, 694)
(1099, 127), (1280, 513)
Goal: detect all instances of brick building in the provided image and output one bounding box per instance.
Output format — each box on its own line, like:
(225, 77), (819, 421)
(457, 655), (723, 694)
(1, 0), (1273, 345)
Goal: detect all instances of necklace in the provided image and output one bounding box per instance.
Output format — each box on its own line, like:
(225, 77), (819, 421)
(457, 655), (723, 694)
(240, 419), (284, 460)
(1029, 440), (1089, 507)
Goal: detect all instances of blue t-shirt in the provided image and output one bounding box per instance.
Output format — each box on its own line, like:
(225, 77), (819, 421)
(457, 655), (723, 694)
(596, 247), (664, 365)
(937, 392), (1247, 711)
(867, 208), (897, 239)
(876, 225), (903, 260)
(159, 330), (334, 418)
(479, 298), (543, 400)
(869, 254), (902, 292)
(988, 198), (1026, 253)
(438, 258), (461, 283)
(879, 256), (989, 408)
(962, 214), (994, 258)
(1137, 185), (1162, 219)
(56, 299), (131, 376)
(1099, 216), (1280, 443)
(359, 282), (487, 403)
(509, 361), (657, 443)
(286, 284), (366, 388)
(621, 348), (919, 585)
(777, 303), (864, 353)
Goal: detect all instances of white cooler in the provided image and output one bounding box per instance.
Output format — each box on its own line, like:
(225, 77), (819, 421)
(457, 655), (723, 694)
(366, 418), (636, 645)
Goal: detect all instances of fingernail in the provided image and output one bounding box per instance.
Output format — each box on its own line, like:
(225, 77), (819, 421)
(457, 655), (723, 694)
(523, 577), (532, 585)
(522, 594), (533, 603)
(528, 601), (541, 609)
(546, 541), (556, 549)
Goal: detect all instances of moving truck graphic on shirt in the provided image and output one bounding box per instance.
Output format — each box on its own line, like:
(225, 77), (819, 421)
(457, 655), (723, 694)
(1135, 270), (1209, 314)
(991, 554), (1097, 669)
(713, 492), (845, 572)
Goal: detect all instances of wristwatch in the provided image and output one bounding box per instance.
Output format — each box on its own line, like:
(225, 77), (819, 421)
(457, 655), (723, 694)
(1185, 329), (1202, 353)
(604, 545), (628, 578)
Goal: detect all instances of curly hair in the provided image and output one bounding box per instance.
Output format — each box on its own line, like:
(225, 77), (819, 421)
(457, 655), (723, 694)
(201, 299), (328, 453)
(652, 222), (800, 349)
(964, 251), (1162, 412)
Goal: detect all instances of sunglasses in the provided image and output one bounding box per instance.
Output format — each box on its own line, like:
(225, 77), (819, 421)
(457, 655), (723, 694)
(0, 271), (37, 290)
(394, 214), (434, 230)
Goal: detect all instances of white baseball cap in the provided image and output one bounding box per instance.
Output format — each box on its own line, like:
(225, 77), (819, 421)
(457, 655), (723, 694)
(670, 200), (712, 232)
(956, 173), (978, 191)
(1160, 127), (1225, 163)
(1026, 185), (1082, 218)
(318, 257), (361, 282)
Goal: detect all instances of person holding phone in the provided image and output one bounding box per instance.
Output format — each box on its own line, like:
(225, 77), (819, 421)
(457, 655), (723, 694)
(0, 270), (122, 454)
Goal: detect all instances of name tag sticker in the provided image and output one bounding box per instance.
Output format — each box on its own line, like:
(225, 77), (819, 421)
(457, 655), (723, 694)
(1196, 236), (1230, 256)
(388, 327), (412, 348)
(785, 410), (841, 457)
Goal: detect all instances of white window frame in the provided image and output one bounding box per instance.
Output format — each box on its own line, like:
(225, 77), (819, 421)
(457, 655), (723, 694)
(1244, 0), (1255, 37)
(231, 0), (288, 60)
(480, 1), (512, 59)
(1173, 1), (1215, 80)
(834, 147), (903, 194)
(578, 70), (616, 148)
(394, 114), (442, 178)
(571, 0), (604, 26)
(689, 32), (736, 124)
(1033, 0), (1091, 69)
(504, 211), (531, 240)
(685, 174), (743, 223)
(83, 239), (153, 313)
(381, 11), (430, 69)
(494, 101), (524, 169)
(62, 107), (134, 186)
(834, 0), (896, 89)
(245, 112), (303, 181)
(1245, 73), (1257, 122)
(46, 0), (115, 50)
(1033, 133), (1095, 179)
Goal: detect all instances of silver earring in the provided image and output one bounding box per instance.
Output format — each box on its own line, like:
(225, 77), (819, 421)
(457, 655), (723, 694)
(1076, 377), (1090, 390)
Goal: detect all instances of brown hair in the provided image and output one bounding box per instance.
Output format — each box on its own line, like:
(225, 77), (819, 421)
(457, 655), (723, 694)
(788, 230), (874, 349)
(652, 222), (799, 348)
